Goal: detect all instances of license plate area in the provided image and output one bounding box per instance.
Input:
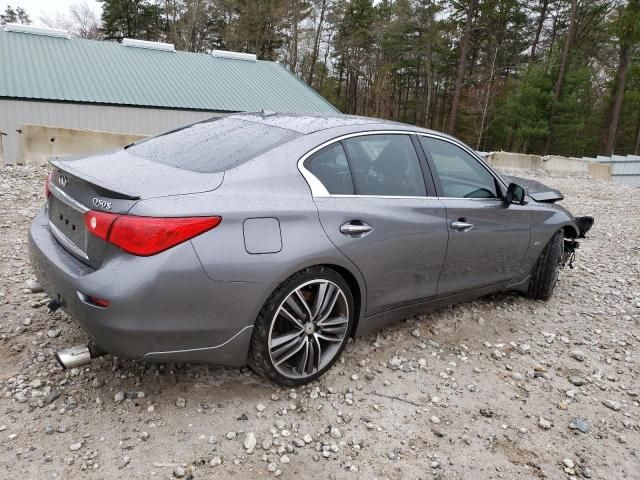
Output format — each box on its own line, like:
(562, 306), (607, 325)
(49, 197), (87, 253)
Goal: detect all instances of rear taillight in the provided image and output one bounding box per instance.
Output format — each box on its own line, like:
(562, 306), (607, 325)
(84, 211), (221, 256)
(45, 171), (53, 199)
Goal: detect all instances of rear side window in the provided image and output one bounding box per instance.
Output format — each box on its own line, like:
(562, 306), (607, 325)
(343, 134), (426, 196)
(305, 143), (355, 195)
(127, 117), (301, 173)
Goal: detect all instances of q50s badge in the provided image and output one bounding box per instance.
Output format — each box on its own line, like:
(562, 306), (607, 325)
(92, 198), (112, 210)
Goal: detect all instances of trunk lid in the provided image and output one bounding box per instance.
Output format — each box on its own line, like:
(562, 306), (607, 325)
(47, 149), (224, 268)
(50, 149), (224, 199)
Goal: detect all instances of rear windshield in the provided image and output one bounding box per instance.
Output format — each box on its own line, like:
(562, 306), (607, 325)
(127, 117), (301, 173)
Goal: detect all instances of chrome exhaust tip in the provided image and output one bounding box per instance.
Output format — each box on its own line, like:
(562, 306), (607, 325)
(55, 344), (94, 369)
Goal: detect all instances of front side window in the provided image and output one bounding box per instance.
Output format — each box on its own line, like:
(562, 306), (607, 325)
(419, 137), (498, 199)
(342, 134), (426, 196)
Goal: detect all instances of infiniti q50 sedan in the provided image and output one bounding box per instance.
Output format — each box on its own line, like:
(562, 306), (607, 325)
(29, 113), (593, 386)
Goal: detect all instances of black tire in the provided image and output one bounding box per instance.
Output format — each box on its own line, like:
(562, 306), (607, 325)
(249, 266), (355, 387)
(527, 229), (564, 300)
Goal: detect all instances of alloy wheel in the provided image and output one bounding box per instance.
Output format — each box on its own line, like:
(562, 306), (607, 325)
(268, 279), (350, 379)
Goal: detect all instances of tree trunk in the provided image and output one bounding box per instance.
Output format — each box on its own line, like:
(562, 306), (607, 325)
(634, 109), (640, 155)
(530, 0), (549, 59)
(604, 45), (630, 155)
(448, 0), (477, 135)
(543, 0), (578, 155)
(477, 45), (498, 150)
(306, 0), (327, 86)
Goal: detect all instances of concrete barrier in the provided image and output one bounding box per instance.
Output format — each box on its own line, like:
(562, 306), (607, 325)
(485, 152), (543, 171)
(485, 151), (611, 181)
(18, 124), (147, 166)
(587, 162), (612, 181)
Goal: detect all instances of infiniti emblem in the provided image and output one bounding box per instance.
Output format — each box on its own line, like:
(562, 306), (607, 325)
(58, 174), (68, 188)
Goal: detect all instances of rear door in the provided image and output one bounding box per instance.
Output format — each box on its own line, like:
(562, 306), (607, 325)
(302, 132), (448, 316)
(417, 135), (531, 296)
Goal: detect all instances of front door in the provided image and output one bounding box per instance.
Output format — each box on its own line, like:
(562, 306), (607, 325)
(417, 136), (531, 296)
(303, 133), (449, 316)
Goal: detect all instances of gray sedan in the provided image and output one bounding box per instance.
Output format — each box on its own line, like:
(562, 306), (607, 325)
(29, 113), (593, 386)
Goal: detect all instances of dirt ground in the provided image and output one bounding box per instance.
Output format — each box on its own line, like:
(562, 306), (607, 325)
(0, 164), (638, 480)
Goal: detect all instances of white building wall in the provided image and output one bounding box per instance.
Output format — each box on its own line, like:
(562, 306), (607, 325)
(0, 99), (221, 164)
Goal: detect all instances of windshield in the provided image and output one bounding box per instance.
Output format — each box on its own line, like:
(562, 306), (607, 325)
(127, 117), (301, 173)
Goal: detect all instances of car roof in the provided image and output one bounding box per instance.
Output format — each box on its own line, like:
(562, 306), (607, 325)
(228, 112), (433, 136)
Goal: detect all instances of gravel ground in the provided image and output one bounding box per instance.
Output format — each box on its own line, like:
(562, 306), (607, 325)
(0, 164), (638, 480)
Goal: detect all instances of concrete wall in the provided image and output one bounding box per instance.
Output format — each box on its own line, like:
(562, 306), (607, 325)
(485, 152), (543, 171)
(19, 124), (147, 166)
(0, 99), (220, 165)
(485, 151), (612, 182)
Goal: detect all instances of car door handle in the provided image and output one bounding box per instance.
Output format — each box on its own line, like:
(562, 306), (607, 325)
(340, 221), (373, 236)
(451, 220), (474, 231)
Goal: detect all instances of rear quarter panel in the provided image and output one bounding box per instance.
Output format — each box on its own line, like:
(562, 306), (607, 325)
(126, 132), (369, 319)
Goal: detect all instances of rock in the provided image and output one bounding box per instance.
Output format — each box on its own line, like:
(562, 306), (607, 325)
(581, 467), (592, 478)
(261, 437), (273, 450)
(114, 392), (125, 403)
(303, 434), (313, 444)
(244, 432), (256, 452)
(480, 408), (494, 418)
(256, 403), (266, 412)
(69, 442), (82, 451)
(26, 279), (43, 293)
(140, 431), (150, 441)
(118, 456), (131, 469)
(570, 350), (585, 361)
(538, 417), (552, 430)
(563, 459), (575, 469)
(210, 456), (222, 467)
(568, 376), (586, 386)
(330, 427), (342, 439)
(388, 356), (403, 368)
(430, 415), (441, 424)
(603, 399), (621, 411)
(411, 329), (420, 338)
(280, 455), (290, 464)
(225, 431), (236, 440)
(47, 328), (61, 338)
(173, 466), (186, 478)
(175, 397), (186, 408)
(569, 418), (589, 433)
(517, 344), (531, 354)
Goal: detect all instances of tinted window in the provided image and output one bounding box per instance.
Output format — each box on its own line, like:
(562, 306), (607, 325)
(420, 137), (498, 198)
(305, 143), (354, 195)
(128, 117), (300, 173)
(343, 135), (426, 196)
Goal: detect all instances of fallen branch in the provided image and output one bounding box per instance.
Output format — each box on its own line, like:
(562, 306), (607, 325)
(367, 391), (425, 408)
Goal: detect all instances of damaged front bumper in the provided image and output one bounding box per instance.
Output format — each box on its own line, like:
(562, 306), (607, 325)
(562, 216), (594, 268)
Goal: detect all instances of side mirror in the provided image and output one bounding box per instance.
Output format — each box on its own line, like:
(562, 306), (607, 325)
(505, 183), (527, 206)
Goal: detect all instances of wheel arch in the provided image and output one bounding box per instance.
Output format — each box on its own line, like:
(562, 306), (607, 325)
(271, 260), (366, 337)
(320, 263), (363, 338)
(562, 223), (579, 239)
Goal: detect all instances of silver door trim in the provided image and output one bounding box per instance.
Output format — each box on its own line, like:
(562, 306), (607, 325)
(297, 130), (508, 199)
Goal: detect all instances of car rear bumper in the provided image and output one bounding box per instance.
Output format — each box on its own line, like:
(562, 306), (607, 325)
(28, 207), (265, 366)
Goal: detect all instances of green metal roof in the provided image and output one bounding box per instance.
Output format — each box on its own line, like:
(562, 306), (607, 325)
(0, 29), (339, 114)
